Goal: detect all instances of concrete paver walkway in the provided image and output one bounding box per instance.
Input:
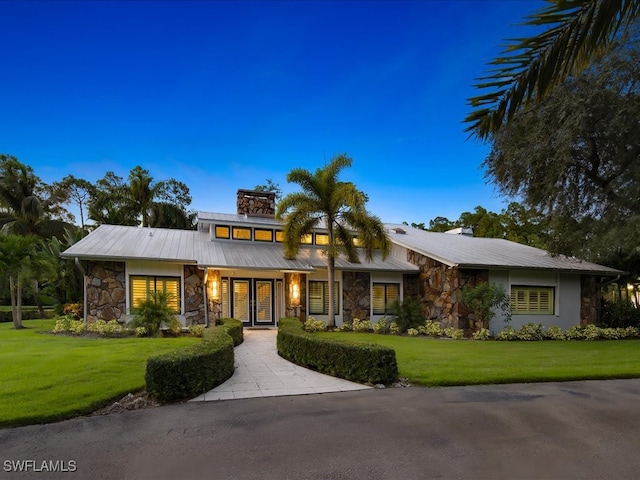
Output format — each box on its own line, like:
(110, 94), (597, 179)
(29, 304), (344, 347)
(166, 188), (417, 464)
(191, 329), (371, 401)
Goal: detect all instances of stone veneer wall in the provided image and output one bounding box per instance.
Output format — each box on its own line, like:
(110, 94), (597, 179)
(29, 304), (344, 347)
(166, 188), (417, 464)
(237, 189), (276, 216)
(86, 261), (126, 323)
(405, 250), (488, 334)
(342, 271), (371, 323)
(184, 265), (206, 325)
(580, 275), (599, 326)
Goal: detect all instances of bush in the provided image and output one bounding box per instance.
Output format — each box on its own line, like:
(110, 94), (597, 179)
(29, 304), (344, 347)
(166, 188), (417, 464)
(146, 326), (235, 403)
(188, 324), (206, 337)
(545, 325), (568, 340)
(406, 328), (419, 337)
(0, 309), (55, 323)
(443, 327), (464, 340)
(218, 318), (243, 346)
(389, 322), (401, 335)
(601, 298), (640, 328)
(388, 297), (424, 333)
(472, 328), (490, 340)
(87, 319), (123, 337)
(134, 326), (148, 337)
(352, 318), (372, 333)
(62, 303), (83, 319)
(516, 323), (544, 341)
(582, 324), (602, 341)
(496, 326), (518, 341)
(372, 317), (390, 334)
(336, 322), (353, 332)
(303, 316), (326, 332)
(423, 320), (444, 337)
(277, 318), (398, 384)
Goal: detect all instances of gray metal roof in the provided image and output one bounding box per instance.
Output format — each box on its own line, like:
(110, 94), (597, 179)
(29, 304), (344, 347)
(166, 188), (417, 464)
(384, 223), (621, 275)
(62, 224), (418, 273)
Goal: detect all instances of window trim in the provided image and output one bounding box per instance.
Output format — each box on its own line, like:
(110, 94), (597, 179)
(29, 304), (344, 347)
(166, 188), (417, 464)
(510, 286), (555, 315)
(254, 228), (274, 242)
(130, 275), (181, 314)
(215, 225), (230, 239)
(232, 227), (252, 241)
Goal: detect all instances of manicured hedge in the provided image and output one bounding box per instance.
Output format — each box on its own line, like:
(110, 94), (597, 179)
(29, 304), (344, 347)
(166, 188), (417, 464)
(218, 317), (244, 346)
(277, 317), (398, 384)
(145, 326), (234, 403)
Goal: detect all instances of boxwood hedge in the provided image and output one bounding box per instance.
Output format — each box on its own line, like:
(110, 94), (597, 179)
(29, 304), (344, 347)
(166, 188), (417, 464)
(277, 317), (398, 384)
(146, 326), (235, 403)
(218, 317), (243, 346)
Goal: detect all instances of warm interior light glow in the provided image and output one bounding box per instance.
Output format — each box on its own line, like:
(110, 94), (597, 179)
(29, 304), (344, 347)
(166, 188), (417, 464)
(292, 283), (299, 301)
(212, 279), (219, 300)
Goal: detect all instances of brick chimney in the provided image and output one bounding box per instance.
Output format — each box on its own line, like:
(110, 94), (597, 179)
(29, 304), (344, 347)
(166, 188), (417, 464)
(236, 189), (276, 217)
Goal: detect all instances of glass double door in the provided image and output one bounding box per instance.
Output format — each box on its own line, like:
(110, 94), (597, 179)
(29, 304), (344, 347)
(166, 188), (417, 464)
(231, 279), (274, 326)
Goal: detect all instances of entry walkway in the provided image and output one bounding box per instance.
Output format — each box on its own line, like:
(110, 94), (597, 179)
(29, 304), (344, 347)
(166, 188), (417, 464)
(191, 329), (371, 401)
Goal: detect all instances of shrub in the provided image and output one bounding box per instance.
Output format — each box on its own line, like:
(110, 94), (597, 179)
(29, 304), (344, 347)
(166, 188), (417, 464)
(134, 326), (148, 337)
(88, 319), (124, 337)
(277, 318), (398, 384)
(389, 322), (401, 335)
(496, 326), (518, 341)
(52, 315), (74, 333)
(352, 318), (372, 333)
(336, 322), (353, 332)
(582, 324), (601, 341)
(461, 281), (511, 328)
(545, 325), (568, 340)
(128, 291), (179, 338)
(516, 323), (544, 341)
(1, 309), (55, 323)
(600, 298), (640, 328)
(472, 328), (490, 340)
(423, 320), (443, 337)
(303, 316), (326, 332)
(373, 317), (390, 334)
(388, 297), (424, 333)
(624, 326), (639, 338)
(444, 327), (464, 340)
(69, 320), (86, 335)
(146, 326), (234, 403)
(188, 324), (206, 337)
(567, 325), (585, 340)
(406, 328), (419, 337)
(218, 318), (243, 346)
(62, 303), (83, 319)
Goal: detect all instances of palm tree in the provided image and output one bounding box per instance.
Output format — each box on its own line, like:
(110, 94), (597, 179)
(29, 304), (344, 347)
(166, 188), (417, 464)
(0, 155), (70, 238)
(0, 234), (38, 329)
(465, 0), (640, 139)
(276, 154), (390, 327)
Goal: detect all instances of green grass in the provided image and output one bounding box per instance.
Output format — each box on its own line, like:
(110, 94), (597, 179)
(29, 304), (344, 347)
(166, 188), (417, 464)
(0, 320), (200, 428)
(317, 332), (640, 386)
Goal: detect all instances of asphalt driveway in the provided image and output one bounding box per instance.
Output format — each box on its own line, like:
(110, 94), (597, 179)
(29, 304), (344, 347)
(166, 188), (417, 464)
(2, 379), (640, 479)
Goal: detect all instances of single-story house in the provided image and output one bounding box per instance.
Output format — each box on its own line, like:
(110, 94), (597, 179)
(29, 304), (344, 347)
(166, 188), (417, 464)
(61, 189), (621, 334)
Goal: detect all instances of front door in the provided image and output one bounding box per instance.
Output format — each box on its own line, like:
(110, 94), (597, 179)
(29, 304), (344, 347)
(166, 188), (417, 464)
(232, 279), (275, 327)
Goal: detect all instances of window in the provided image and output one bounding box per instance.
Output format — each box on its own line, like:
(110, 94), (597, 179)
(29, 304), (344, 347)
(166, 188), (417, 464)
(300, 233), (313, 245)
(232, 227), (251, 240)
(510, 286), (554, 315)
(254, 229), (273, 242)
(130, 276), (180, 313)
(221, 278), (229, 318)
(275, 230), (284, 242)
(315, 233), (329, 245)
(372, 283), (400, 315)
(215, 225), (230, 239)
(308, 281), (340, 315)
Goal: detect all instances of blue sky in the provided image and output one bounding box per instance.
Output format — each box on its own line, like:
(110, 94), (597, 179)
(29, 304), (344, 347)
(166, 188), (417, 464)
(1, 0), (544, 225)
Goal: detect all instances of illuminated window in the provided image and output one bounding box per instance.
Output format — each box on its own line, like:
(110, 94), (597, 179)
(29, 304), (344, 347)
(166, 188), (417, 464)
(315, 233), (329, 245)
(254, 229), (273, 242)
(300, 233), (313, 245)
(372, 283), (399, 315)
(130, 276), (180, 313)
(308, 281), (340, 315)
(215, 225), (230, 239)
(232, 227), (251, 240)
(510, 287), (554, 315)
(275, 230), (284, 242)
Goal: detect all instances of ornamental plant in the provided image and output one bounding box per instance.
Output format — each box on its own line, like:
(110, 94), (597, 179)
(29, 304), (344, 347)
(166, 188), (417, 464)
(352, 318), (372, 333)
(303, 317), (326, 332)
(472, 328), (490, 340)
(515, 323), (544, 341)
(407, 328), (419, 337)
(373, 317), (390, 334)
(423, 320), (444, 337)
(444, 327), (464, 340)
(462, 282), (511, 329)
(188, 324), (206, 337)
(128, 291), (180, 337)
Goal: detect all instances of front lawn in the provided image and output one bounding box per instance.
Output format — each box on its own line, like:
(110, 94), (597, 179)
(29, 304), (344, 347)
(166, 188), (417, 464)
(0, 320), (200, 428)
(317, 332), (640, 386)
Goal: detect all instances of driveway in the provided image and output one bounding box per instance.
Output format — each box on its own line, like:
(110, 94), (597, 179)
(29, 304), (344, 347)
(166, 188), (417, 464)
(2, 379), (640, 479)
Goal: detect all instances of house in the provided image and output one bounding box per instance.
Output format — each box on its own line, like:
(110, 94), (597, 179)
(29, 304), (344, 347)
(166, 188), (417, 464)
(61, 189), (621, 334)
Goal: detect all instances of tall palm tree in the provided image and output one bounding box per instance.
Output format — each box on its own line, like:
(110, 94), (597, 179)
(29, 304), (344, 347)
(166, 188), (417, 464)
(465, 0), (640, 139)
(276, 154), (390, 327)
(0, 234), (38, 329)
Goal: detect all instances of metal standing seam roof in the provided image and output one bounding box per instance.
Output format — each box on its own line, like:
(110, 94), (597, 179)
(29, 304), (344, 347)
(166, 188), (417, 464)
(384, 223), (622, 275)
(61, 224), (419, 273)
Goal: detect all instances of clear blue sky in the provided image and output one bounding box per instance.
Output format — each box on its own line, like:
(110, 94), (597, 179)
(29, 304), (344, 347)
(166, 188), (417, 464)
(1, 0), (543, 225)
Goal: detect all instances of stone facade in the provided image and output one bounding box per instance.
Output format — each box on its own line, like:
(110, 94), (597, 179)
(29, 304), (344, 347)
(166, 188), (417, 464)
(580, 275), (599, 326)
(86, 261), (126, 323)
(405, 250), (488, 334)
(184, 265), (206, 325)
(236, 189), (276, 216)
(342, 271), (371, 322)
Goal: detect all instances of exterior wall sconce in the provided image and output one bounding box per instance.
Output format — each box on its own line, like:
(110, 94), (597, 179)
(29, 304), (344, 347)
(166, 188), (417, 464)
(291, 283), (300, 303)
